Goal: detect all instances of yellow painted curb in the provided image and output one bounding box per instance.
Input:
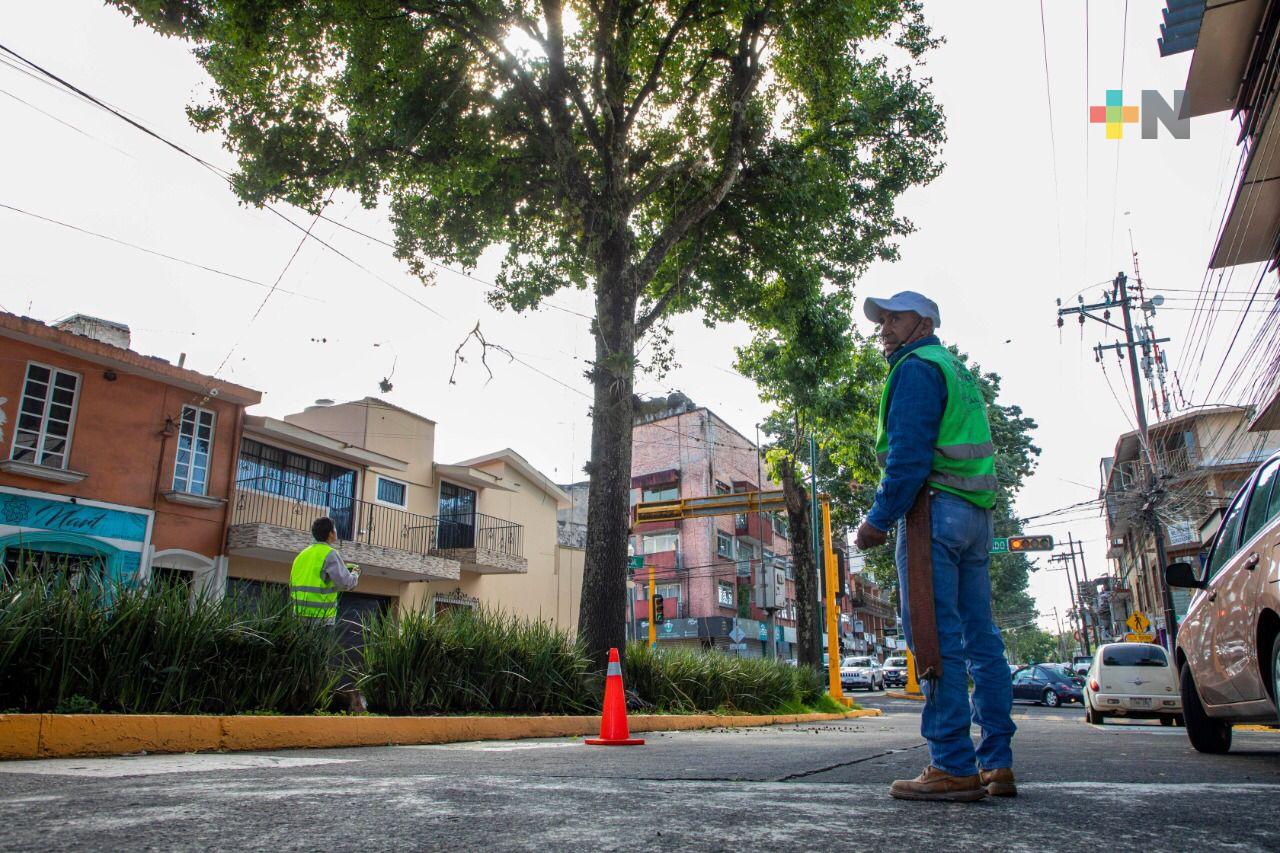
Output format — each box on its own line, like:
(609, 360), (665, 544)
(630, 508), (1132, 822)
(1234, 724), (1280, 733)
(0, 708), (882, 760)
(885, 691), (926, 701)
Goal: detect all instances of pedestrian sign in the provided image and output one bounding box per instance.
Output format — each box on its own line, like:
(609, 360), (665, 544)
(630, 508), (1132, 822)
(991, 538), (1009, 554)
(1126, 611), (1151, 635)
(729, 625), (746, 644)
(628, 555), (644, 569)
(1125, 632), (1156, 643)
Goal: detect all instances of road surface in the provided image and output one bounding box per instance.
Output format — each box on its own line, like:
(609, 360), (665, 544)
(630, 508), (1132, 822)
(1, 693), (1277, 851)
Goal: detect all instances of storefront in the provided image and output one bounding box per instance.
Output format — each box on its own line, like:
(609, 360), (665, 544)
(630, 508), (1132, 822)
(0, 486), (153, 585)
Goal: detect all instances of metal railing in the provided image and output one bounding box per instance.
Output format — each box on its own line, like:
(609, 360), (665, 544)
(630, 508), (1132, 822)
(435, 511), (524, 559)
(231, 477), (438, 555)
(231, 478), (524, 561)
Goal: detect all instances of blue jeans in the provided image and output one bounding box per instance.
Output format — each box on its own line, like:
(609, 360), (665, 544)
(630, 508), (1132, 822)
(896, 490), (1015, 777)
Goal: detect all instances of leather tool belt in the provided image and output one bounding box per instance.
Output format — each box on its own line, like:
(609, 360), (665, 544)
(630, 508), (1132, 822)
(906, 488), (942, 682)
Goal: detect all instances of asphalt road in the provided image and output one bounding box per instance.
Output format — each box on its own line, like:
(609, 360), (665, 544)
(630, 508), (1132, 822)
(2, 694), (1278, 852)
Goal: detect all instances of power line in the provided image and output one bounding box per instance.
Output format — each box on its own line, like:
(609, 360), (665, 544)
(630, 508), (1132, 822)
(0, 201), (317, 301)
(1038, 0), (1065, 287)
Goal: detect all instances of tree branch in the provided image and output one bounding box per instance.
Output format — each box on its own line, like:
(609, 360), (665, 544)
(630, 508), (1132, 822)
(623, 0), (704, 134)
(629, 4), (772, 290)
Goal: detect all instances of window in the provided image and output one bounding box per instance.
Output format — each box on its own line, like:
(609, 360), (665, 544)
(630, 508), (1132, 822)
(11, 363), (79, 469)
(641, 532), (679, 554)
(715, 480), (731, 495)
(1, 546), (104, 586)
(1241, 459), (1280, 546)
(1102, 644), (1168, 667)
(236, 438), (356, 537)
(173, 406), (216, 495)
(376, 475), (408, 508)
(717, 581), (735, 607)
(772, 513), (789, 539)
(1012, 668), (1032, 684)
(642, 484), (678, 502)
(1205, 486), (1249, 581)
(717, 531), (734, 558)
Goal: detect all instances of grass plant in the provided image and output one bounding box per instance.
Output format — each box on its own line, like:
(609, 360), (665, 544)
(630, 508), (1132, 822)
(0, 570), (340, 714)
(623, 642), (827, 714)
(358, 606), (596, 715)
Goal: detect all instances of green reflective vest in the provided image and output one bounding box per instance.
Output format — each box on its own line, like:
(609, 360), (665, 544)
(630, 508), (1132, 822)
(290, 543), (338, 621)
(875, 344), (998, 509)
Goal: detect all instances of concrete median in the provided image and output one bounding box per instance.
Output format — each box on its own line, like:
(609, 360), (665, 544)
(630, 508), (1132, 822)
(0, 708), (883, 759)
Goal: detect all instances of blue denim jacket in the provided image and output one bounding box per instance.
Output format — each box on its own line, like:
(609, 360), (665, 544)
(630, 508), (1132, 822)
(865, 335), (946, 532)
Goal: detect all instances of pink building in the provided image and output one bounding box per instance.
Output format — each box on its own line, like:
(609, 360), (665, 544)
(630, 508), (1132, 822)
(628, 394), (796, 657)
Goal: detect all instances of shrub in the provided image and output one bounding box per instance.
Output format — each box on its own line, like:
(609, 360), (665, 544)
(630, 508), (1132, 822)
(358, 606), (596, 715)
(0, 572), (340, 714)
(624, 643), (826, 714)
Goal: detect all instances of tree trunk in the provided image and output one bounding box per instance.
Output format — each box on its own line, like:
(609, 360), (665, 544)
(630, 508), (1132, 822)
(780, 455), (822, 669)
(577, 237), (638, 674)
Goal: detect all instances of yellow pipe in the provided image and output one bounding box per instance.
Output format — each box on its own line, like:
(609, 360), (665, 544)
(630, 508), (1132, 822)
(821, 497), (852, 708)
(904, 648), (922, 696)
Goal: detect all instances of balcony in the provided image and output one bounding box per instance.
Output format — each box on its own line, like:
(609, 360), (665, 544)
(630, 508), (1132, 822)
(431, 512), (528, 575)
(228, 479), (460, 582)
(734, 511), (773, 546)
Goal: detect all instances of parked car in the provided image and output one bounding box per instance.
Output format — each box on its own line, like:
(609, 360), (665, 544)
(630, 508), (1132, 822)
(882, 656), (909, 688)
(1070, 655), (1092, 678)
(1011, 664), (1084, 707)
(840, 656), (884, 691)
(1082, 643), (1182, 726)
(1165, 447), (1280, 754)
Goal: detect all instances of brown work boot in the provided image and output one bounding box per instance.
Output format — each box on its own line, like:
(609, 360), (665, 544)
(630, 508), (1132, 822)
(889, 765), (987, 802)
(980, 767), (1017, 797)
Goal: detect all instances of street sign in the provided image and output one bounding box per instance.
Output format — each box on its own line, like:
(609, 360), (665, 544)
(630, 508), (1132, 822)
(991, 538), (1009, 554)
(1126, 611), (1151, 635)
(628, 555), (644, 569)
(729, 625), (746, 644)
(728, 643), (748, 651)
(1124, 632), (1155, 643)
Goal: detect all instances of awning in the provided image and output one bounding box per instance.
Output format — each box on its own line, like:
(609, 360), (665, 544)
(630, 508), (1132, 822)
(1182, 0), (1266, 118)
(434, 463), (514, 492)
(1210, 97), (1280, 267)
(1251, 385), (1280, 431)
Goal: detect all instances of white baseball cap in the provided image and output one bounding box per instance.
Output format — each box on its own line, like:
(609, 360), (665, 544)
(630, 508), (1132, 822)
(863, 291), (942, 328)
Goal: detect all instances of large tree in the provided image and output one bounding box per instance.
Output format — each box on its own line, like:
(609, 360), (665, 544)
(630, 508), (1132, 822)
(110, 0), (944, 668)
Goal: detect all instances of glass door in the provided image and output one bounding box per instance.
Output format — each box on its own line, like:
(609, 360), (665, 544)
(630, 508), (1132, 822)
(438, 482), (476, 549)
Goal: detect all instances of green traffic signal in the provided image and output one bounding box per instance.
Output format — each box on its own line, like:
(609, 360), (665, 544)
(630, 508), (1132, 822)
(653, 593), (665, 624)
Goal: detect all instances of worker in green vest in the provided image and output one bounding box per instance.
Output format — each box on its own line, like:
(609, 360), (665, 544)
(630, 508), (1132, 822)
(852, 291), (1016, 802)
(291, 517), (360, 624)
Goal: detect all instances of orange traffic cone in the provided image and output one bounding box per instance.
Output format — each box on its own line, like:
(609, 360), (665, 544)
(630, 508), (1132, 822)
(585, 647), (645, 746)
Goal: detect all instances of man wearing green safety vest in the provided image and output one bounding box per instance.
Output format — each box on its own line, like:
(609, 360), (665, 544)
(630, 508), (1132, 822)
(291, 517), (361, 624)
(852, 291), (1016, 803)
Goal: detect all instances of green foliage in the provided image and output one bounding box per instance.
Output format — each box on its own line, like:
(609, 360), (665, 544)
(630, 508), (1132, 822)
(0, 573), (340, 714)
(1003, 626), (1060, 665)
(358, 606), (596, 715)
(624, 642), (824, 714)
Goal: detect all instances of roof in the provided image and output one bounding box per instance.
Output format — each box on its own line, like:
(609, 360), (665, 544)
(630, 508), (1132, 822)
(455, 448), (572, 504)
(0, 312), (261, 406)
(243, 415), (408, 471)
(345, 397), (437, 425)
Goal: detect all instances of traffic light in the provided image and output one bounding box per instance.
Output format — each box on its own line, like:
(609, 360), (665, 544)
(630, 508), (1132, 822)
(653, 594), (665, 624)
(1008, 535), (1054, 552)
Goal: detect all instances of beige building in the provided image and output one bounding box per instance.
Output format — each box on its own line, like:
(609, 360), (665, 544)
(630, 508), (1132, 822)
(224, 397), (582, 630)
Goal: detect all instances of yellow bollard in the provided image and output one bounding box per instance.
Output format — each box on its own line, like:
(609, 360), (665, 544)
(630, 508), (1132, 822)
(887, 648), (927, 701)
(904, 648), (922, 696)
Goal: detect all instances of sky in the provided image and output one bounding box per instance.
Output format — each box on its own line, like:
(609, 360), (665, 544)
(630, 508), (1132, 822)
(0, 1), (1270, 632)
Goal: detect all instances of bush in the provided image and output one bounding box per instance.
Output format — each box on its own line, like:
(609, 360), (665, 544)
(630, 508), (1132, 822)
(358, 606), (596, 715)
(0, 572), (340, 714)
(624, 643), (826, 714)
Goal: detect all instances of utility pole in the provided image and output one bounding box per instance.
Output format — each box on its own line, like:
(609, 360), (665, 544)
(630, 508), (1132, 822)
(1068, 533), (1102, 648)
(1049, 550), (1089, 656)
(1057, 272), (1179, 650)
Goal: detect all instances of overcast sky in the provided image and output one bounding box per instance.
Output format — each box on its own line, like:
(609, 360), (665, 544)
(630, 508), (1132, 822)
(1, 1), (1267, 631)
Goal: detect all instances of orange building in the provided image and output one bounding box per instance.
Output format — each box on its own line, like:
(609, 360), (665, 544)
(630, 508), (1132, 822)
(0, 312), (260, 595)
